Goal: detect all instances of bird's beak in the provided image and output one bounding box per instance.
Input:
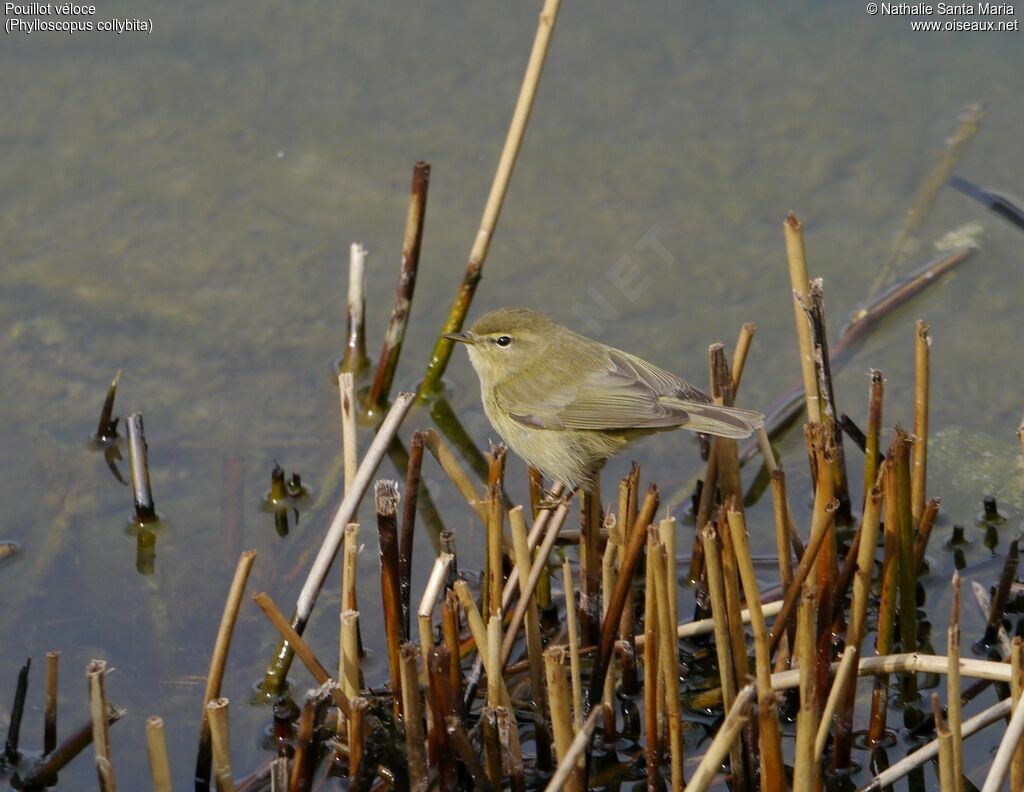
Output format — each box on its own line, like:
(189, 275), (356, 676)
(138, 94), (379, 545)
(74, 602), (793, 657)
(442, 331), (476, 345)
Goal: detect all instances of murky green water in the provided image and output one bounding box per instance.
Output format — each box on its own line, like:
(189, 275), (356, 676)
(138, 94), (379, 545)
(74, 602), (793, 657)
(2, 1), (1022, 787)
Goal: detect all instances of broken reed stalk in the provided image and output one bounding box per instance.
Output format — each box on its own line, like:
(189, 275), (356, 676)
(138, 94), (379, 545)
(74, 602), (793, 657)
(869, 486), (900, 745)
(686, 684), (755, 792)
(913, 497), (941, 572)
(195, 549), (257, 790)
(587, 485), (659, 708)
(376, 480), (404, 711)
(543, 646), (580, 792)
(643, 536), (661, 791)
(366, 161), (431, 412)
(770, 471), (794, 593)
(894, 431), (917, 672)
(912, 320), (930, 526)
(419, 0), (563, 398)
(400, 431), (425, 638)
(260, 392), (414, 694)
(418, 553), (453, 687)
(932, 693), (955, 792)
(726, 507), (785, 788)
(339, 372), (359, 492)
(15, 706), (126, 788)
(948, 573), (964, 792)
(340, 242), (370, 376)
(420, 428), (487, 522)
(618, 465), (641, 693)
(486, 445), (508, 617)
(981, 694), (1024, 792)
(700, 525), (738, 716)
(983, 539), (1018, 647)
(579, 484), (602, 647)
(44, 651), (59, 755)
(816, 645), (859, 761)
(784, 212), (822, 423)
(94, 369), (122, 442)
(440, 593), (464, 717)
(497, 706), (525, 792)
(87, 659), (117, 792)
(348, 697), (368, 779)
(126, 411), (157, 524)
(865, 370), (884, 500)
(833, 484), (883, 769)
(206, 698), (235, 792)
(251, 592), (349, 717)
(482, 706), (502, 787)
(717, 505), (749, 702)
(4, 657), (29, 764)
(601, 522), (617, 740)
(542, 706), (601, 792)
(509, 506), (552, 769)
(1012, 637), (1024, 791)
(399, 643), (429, 792)
(561, 558), (584, 731)
(446, 716), (492, 791)
(651, 535), (685, 792)
(869, 102), (983, 298)
(793, 585), (819, 790)
(146, 716), (172, 792)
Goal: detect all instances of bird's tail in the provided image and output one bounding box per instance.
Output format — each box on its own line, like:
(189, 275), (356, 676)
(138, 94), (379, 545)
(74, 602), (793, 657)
(678, 401), (764, 440)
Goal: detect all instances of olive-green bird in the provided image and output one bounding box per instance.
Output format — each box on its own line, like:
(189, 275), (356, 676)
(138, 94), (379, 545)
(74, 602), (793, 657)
(445, 308), (764, 489)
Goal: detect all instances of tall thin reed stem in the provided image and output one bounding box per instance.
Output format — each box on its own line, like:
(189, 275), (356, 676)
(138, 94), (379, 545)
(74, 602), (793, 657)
(784, 212), (821, 423)
(912, 320), (931, 525)
(87, 659), (117, 792)
(145, 716), (172, 792)
(340, 243), (370, 376)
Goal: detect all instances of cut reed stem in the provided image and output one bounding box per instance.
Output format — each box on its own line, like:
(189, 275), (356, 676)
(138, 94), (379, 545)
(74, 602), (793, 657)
(652, 535), (685, 791)
(44, 651), (59, 755)
(126, 411), (157, 524)
(87, 659), (117, 792)
(340, 242), (370, 376)
(784, 212), (822, 423)
(376, 480), (404, 710)
(145, 716), (172, 792)
(561, 558), (584, 732)
(543, 646), (580, 792)
(207, 698), (235, 792)
(339, 372), (359, 493)
(912, 320), (930, 526)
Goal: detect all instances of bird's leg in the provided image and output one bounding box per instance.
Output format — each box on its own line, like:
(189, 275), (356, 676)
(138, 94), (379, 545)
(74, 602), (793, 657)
(536, 484), (577, 510)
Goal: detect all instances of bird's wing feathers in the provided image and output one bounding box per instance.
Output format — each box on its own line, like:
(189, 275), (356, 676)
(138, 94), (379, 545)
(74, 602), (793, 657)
(502, 346), (762, 438)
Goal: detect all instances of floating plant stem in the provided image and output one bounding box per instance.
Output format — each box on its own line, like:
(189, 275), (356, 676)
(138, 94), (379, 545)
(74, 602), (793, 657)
(340, 242), (370, 376)
(94, 369), (122, 443)
(784, 212), (822, 423)
(146, 716), (172, 792)
(14, 706), (125, 789)
(399, 643), (429, 792)
(87, 659), (117, 792)
(260, 392), (414, 695)
(4, 657), (29, 764)
(366, 161), (431, 412)
(686, 684), (755, 792)
(375, 480), (404, 710)
(419, 0), (563, 398)
(196, 549), (256, 789)
(44, 651), (58, 755)
(206, 698), (235, 792)
(912, 320), (931, 526)
(126, 411), (157, 524)
(339, 372), (359, 493)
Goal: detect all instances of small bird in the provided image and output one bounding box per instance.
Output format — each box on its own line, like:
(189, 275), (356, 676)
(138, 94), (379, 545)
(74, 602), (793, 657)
(445, 308), (764, 490)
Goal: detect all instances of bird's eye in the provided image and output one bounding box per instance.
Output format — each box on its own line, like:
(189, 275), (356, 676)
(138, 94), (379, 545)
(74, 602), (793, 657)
(495, 335), (512, 347)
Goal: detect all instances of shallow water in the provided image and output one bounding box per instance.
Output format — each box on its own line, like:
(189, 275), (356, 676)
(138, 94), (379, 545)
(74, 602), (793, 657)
(1, 1), (1023, 787)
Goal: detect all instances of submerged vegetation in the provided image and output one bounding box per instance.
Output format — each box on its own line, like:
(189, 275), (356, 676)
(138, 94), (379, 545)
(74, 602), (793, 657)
(4, 3), (1024, 791)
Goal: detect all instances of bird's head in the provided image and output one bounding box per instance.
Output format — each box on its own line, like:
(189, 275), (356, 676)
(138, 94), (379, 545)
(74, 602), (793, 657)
(444, 307), (558, 387)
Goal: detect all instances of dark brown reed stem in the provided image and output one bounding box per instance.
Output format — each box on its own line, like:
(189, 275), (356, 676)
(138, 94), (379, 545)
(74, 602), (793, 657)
(427, 647), (457, 791)
(289, 692), (318, 791)
(419, 0), (563, 398)
(252, 592), (351, 716)
(727, 507), (785, 789)
(893, 432), (918, 666)
(806, 423), (838, 696)
(146, 716), (172, 792)
(14, 706), (125, 788)
(206, 698), (235, 792)
(579, 483), (602, 646)
(913, 497), (941, 572)
(486, 445), (507, 618)
(587, 485), (659, 709)
(94, 369), (122, 443)
(481, 707), (502, 788)
(711, 345), (744, 510)
(44, 651), (58, 755)
(688, 685), (755, 792)
(87, 659), (117, 791)
(440, 591), (464, 718)
(196, 550), (257, 790)
(833, 484), (883, 770)
(4, 657), (29, 763)
(865, 369), (884, 502)
(340, 243), (370, 376)
(617, 464), (641, 695)
(983, 539), (1019, 647)
(350, 696), (370, 782)
(768, 495), (837, 657)
(376, 480), (404, 710)
(642, 536), (661, 792)
(400, 431), (424, 638)
(912, 320), (931, 526)
(126, 411), (157, 524)
(793, 585), (819, 788)
(868, 486), (900, 745)
(784, 212), (822, 422)
(366, 161), (431, 412)
(445, 716), (493, 791)
(399, 643), (429, 792)
(496, 707), (525, 792)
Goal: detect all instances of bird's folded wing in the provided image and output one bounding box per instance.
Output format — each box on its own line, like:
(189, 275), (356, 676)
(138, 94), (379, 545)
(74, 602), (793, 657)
(502, 347), (716, 431)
